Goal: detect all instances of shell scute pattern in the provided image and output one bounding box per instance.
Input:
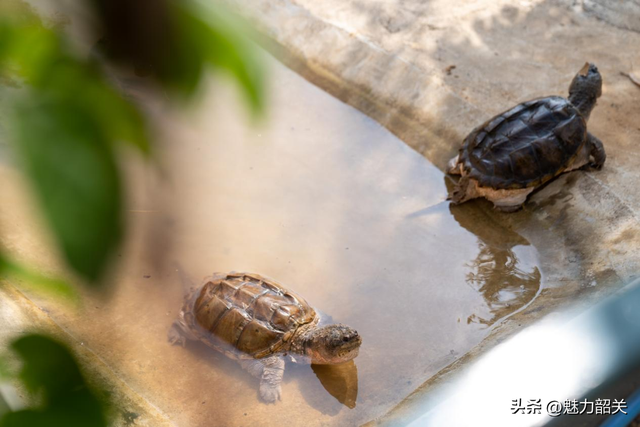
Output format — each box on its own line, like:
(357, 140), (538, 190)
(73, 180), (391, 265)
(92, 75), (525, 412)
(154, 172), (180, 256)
(461, 96), (587, 189)
(194, 295), (231, 333)
(236, 320), (283, 355)
(192, 272), (317, 358)
(215, 308), (252, 346)
(484, 115), (505, 133)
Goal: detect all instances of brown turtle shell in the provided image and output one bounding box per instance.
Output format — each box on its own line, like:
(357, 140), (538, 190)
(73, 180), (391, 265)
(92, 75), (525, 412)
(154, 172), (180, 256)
(188, 272), (317, 359)
(459, 96), (587, 189)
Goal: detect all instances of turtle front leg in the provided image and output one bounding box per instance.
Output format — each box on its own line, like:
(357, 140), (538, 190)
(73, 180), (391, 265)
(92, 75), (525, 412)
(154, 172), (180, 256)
(240, 356), (286, 403)
(259, 356), (285, 403)
(587, 133), (606, 170)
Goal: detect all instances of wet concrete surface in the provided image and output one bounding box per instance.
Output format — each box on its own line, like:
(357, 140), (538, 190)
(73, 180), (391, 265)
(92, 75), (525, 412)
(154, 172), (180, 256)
(0, 50), (548, 425)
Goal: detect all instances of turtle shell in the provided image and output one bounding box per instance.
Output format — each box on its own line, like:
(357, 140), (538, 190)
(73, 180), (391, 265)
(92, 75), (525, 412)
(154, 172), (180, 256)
(189, 272), (317, 359)
(459, 96), (588, 189)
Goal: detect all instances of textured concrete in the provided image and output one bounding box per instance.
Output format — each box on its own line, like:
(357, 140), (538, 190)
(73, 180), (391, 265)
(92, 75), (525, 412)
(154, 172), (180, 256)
(582, 0), (640, 33)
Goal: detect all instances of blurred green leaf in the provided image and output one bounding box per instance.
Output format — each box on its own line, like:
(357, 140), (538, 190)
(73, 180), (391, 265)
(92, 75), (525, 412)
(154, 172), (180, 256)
(0, 396), (9, 426)
(191, 1), (265, 116)
(0, 6), (150, 283)
(12, 93), (122, 283)
(0, 253), (78, 304)
(0, 0), (265, 285)
(0, 8), (150, 155)
(87, 80), (149, 155)
(0, 396), (9, 422)
(0, 355), (10, 381)
(0, 334), (108, 427)
(163, 1), (265, 115)
(83, 0), (264, 114)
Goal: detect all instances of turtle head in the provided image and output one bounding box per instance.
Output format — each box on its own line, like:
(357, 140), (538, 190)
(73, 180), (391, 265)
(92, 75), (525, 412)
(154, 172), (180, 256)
(568, 62), (602, 120)
(302, 324), (361, 364)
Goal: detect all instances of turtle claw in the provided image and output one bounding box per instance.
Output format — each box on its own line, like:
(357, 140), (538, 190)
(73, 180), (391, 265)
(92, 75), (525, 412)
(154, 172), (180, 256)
(260, 384), (282, 403)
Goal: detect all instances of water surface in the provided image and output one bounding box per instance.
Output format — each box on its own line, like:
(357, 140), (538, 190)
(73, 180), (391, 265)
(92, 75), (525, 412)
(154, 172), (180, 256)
(0, 53), (542, 426)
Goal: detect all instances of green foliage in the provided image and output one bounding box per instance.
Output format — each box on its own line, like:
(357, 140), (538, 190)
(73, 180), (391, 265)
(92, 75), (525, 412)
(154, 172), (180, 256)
(12, 93), (124, 283)
(0, 0), (264, 284)
(0, 254), (78, 304)
(0, 1), (267, 424)
(0, 355), (10, 380)
(0, 397), (9, 425)
(0, 6), (146, 282)
(167, 1), (265, 114)
(0, 334), (107, 427)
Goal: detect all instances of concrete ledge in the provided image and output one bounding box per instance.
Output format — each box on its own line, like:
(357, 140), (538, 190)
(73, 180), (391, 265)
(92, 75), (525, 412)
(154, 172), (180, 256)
(582, 0), (640, 33)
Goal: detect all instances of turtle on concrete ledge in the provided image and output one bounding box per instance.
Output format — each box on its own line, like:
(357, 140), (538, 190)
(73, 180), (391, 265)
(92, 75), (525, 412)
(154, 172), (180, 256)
(169, 272), (361, 403)
(448, 63), (606, 212)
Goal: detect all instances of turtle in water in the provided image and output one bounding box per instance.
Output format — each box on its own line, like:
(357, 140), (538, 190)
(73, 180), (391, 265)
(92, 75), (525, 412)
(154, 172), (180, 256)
(169, 272), (361, 403)
(447, 63), (606, 211)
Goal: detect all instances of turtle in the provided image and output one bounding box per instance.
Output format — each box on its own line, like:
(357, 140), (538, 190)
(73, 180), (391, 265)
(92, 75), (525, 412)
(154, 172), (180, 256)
(447, 62), (606, 211)
(168, 272), (362, 403)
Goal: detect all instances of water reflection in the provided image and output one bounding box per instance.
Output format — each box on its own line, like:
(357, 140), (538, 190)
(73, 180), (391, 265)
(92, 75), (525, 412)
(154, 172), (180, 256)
(448, 199), (541, 327)
(312, 361), (358, 409)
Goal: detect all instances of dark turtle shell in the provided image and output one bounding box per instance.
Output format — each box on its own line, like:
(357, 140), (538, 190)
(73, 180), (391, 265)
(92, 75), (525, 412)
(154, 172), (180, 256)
(190, 272), (317, 359)
(459, 96), (587, 189)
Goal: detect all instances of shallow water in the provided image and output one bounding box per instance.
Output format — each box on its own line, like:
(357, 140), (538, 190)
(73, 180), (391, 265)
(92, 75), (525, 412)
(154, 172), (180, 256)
(0, 53), (542, 426)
